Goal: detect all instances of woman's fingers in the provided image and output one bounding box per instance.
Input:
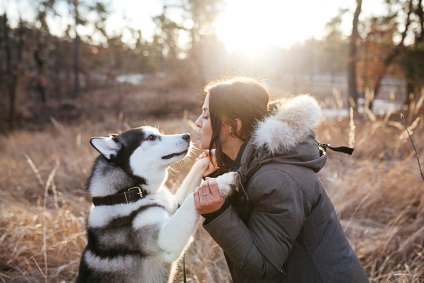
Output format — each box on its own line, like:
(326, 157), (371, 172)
(194, 179), (224, 214)
(207, 179), (219, 196)
(197, 150), (210, 159)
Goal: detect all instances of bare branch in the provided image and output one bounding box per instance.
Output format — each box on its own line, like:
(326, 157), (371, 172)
(401, 113), (424, 181)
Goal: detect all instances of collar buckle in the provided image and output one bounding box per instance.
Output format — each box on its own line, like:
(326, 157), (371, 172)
(125, 186), (144, 203)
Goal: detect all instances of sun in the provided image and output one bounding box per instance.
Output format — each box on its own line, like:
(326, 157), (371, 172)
(214, 0), (335, 56)
(214, 2), (274, 55)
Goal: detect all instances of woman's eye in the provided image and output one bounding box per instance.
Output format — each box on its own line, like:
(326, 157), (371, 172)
(202, 115), (209, 120)
(147, 135), (157, 141)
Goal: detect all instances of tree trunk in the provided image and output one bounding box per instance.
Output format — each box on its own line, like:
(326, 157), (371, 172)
(417, 0), (423, 43)
(189, 27), (206, 87)
(405, 81), (414, 106)
(347, 0), (362, 111)
(3, 14), (18, 130)
(53, 40), (63, 101)
(33, 44), (47, 104)
(72, 0), (80, 97)
(371, 0), (413, 110)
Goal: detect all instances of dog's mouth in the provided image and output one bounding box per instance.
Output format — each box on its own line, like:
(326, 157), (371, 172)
(161, 149), (189, 160)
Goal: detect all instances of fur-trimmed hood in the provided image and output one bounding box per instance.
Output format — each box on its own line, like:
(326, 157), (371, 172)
(252, 94), (322, 154)
(238, 94), (327, 182)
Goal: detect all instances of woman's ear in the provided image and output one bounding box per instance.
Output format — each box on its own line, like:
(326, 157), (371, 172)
(222, 118), (243, 137)
(234, 118), (243, 134)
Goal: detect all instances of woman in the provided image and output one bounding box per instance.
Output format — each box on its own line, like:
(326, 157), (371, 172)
(193, 77), (368, 282)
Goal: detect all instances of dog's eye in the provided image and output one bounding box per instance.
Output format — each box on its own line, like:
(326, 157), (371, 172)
(147, 135), (157, 141)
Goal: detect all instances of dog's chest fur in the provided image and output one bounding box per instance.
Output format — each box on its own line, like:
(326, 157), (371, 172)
(77, 189), (179, 282)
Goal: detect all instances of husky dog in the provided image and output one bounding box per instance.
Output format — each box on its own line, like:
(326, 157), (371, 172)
(76, 126), (239, 283)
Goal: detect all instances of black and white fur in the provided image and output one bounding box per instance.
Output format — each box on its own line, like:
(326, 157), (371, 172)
(76, 126), (239, 283)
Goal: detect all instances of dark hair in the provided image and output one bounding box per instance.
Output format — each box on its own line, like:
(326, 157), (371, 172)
(205, 76), (270, 171)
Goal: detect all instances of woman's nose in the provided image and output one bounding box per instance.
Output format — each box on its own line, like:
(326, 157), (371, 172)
(194, 116), (201, 128)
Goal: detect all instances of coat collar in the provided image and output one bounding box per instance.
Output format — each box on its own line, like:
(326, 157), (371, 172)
(251, 94), (322, 155)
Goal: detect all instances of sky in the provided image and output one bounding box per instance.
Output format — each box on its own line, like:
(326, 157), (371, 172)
(2, 0), (387, 54)
(107, 0), (386, 53)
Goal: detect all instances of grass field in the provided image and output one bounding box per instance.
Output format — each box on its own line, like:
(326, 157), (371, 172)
(0, 79), (423, 282)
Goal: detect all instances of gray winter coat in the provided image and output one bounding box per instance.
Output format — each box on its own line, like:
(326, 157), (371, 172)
(203, 95), (368, 282)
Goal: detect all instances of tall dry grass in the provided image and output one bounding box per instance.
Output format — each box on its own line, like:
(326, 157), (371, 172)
(0, 89), (423, 282)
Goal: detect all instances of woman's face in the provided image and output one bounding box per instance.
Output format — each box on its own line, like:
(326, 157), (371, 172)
(195, 95), (213, 150)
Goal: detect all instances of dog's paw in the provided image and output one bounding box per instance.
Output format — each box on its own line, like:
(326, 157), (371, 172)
(193, 156), (211, 172)
(216, 172), (240, 198)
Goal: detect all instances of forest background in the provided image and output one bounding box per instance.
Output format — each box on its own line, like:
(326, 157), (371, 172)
(0, 0), (423, 282)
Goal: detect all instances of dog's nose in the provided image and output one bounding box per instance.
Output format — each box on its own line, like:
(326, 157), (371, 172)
(182, 134), (190, 141)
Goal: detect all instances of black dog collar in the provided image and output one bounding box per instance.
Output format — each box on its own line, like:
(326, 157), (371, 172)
(92, 185), (148, 206)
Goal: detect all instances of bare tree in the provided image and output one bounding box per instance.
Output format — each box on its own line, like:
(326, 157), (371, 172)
(371, 0), (413, 109)
(71, 0), (81, 97)
(347, 0), (362, 111)
(183, 0), (223, 84)
(2, 14), (24, 130)
(322, 10), (349, 82)
(400, 0), (423, 106)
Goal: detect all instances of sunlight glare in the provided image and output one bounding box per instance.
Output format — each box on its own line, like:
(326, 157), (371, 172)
(214, 0), (337, 56)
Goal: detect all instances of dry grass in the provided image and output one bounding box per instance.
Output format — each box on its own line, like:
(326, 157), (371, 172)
(0, 84), (423, 282)
(315, 103), (424, 283)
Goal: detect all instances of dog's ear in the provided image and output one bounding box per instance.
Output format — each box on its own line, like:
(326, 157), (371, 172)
(90, 136), (122, 160)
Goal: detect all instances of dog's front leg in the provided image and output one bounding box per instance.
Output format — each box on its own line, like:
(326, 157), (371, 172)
(174, 158), (210, 204)
(157, 193), (199, 263)
(157, 171), (241, 263)
(216, 172), (241, 198)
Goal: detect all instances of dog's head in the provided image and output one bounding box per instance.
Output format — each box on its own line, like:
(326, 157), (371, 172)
(90, 126), (192, 182)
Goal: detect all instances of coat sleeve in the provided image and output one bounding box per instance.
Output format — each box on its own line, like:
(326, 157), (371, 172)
(203, 168), (309, 280)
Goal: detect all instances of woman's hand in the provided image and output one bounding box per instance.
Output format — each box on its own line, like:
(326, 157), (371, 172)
(195, 150), (216, 177)
(194, 178), (225, 214)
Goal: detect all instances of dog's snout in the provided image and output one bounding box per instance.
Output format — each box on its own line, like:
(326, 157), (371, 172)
(182, 134), (190, 141)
